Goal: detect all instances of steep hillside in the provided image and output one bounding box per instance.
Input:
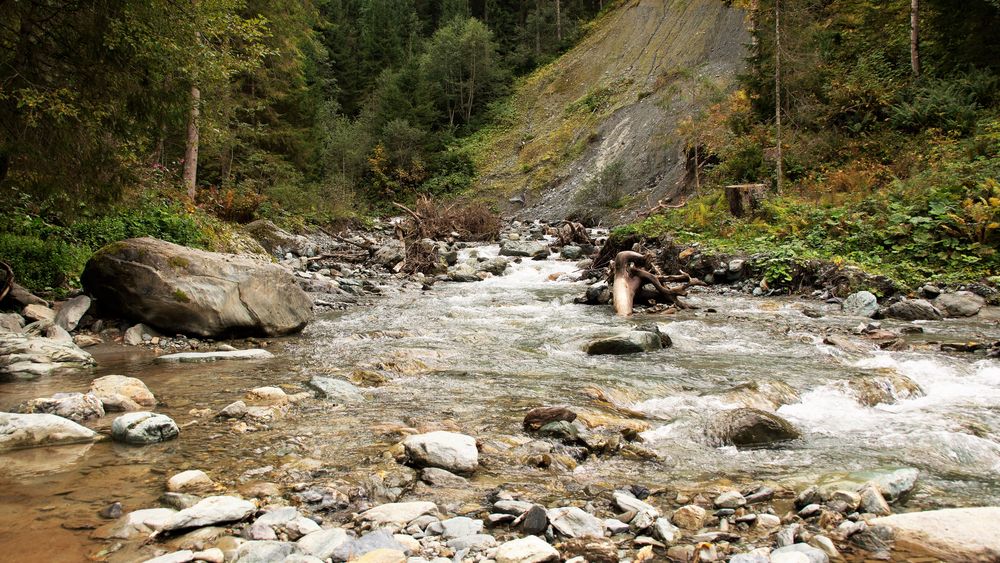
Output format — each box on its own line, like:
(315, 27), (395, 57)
(469, 0), (749, 222)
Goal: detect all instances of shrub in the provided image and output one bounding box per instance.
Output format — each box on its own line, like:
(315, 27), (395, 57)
(0, 234), (90, 291)
(573, 160), (627, 209)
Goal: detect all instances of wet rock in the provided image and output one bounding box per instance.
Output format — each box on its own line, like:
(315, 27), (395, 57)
(308, 376), (363, 403)
(167, 470), (213, 493)
(770, 543), (829, 563)
(613, 491), (659, 519)
(670, 505), (706, 530)
(0, 312), (25, 334)
(493, 500), (534, 516)
(556, 537), (617, 562)
(161, 492), (202, 510)
(934, 291), (985, 317)
(73, 334), (102, 347)
(250, 507), (320, 541)
(719, 380), (800, 412)
(419, 467), (468, 487)
(499, 241), (549, 259)
(847, 372), (924, 406)
(478, 257), (510, 276)
(560, 246), (584, 260)
(866, 467), (919, 502)
(246, 386), (289, 406)
(842, 291), (878, 318)
(297, 528), (351, 560)
(218, 400), (248, 420)
(112, 412), (179, 444)
(0, 333), (95, 376)
(233, 540), (300, 562)
(537, 420), (579, 441)
(82, 237), (312, 338)
(102, 508), (178, 538)
(520, 505), (548, 535)
(858, 485), (891, 516)
(584, 331), (662, 355)
(798, 503), (822, 518)
(873, 507), (1000, 561)
(22, 303), (56, 323)
(884, 299), (941, 321)
(359, 502), (438, 528)
(523, 407), (577, 431)
(402, 431), (478, 474)
(18, 392), (105, 422)
(495, 535), (559, 563)
(99, 502), (124, 519)
(154, 349), (274, 363)
(90, 375), (156, 411)
(704, 407), (801, 447)
(714, 490), (746, 509)
(0, 412), (98, 451)
(795, 485), (822, 508)
(162, 495), (256, 531)
(547, 507), (603, 538)
(54, 295), (91, 331)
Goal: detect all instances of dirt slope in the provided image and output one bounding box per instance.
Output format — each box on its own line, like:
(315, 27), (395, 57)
(470, 0), (749, 223)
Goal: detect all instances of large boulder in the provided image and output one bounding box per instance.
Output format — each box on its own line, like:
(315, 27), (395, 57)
(0, 334), (95, 376)
(872, 507), (1000, 562)
(842, 291), (879, 318)
(933, 291), (986, 317)
(499, 240), (549, 259)
(705, 408), (801, 448)
(53, 295), (91, 331)
(0, 312), (25, 334)
(402, 431), (479, 474)
(17, 392), (105, 422)
(80, 237), (312, 338)
(0, 412), (98, 451)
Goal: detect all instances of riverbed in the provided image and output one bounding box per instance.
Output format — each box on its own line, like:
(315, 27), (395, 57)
(1, 245), (998, 561)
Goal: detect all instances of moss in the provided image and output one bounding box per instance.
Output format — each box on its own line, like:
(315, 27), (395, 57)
(167, 256), (190, 269)
(172, 289), (191, 303)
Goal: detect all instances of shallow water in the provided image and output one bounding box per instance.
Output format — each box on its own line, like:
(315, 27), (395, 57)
(1, 245), (999, 561)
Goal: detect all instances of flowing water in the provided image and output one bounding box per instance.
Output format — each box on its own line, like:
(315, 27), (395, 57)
(1, 244), (999, 561)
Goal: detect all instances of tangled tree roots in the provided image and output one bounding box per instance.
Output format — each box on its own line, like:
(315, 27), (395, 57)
(610, 250), (701, 316)
(393, 196), (502, 274)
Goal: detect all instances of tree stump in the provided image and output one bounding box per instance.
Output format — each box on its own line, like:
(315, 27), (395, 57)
(725, 183), (767, 218)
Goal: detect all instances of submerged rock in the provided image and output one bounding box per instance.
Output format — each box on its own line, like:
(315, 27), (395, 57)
(847, 372), (924, 406)
(718, 379), (800, 412)
(585, 331), (662, 355)
(704, 408), (801, 448)
(81, 237), (312, 338)
(0, 412), (98, 451)
(154, 349), (274, 363)
(523, 407), (577, 431)
(111, 412), (179, 444)
(308, 376), (363, 403)
(402, 431), (479, 474)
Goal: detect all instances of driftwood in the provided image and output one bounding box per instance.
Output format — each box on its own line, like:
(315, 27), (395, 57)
(637, 197), (686, 219)
(554, 221), (593, 247)
(0, 262), (12, 303)
(610, 250), (701, 316)
(725, 183), (767, 217)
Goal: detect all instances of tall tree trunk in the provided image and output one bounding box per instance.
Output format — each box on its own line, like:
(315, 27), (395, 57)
(535, 0), (541, 55)
(183, 84), (201, 200)
(556, 0), (561, 43)
(910, 0), (921, 77)
(774, 0), (783, 194)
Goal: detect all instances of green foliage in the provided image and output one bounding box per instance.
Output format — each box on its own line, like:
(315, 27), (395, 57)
(0, 234), (90, 292)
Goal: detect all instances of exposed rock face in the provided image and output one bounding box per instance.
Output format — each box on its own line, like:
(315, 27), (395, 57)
(704, 408), (801, 447)
(17, 392), (105, 422)
(81, 237), (313, 338)
(402, 431), (479, 474)
(873, 507), (1000, 562)
(0, 334), (95, 376)
(0, 412), (99, 451)
(933, 291), (986, 317)
(111, 411), (179, 444)
(847, 372), (924, 406)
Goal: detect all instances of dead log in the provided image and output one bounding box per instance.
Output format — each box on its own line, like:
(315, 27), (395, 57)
(725, 183), (766, 218)
(610, 251), (700, 316)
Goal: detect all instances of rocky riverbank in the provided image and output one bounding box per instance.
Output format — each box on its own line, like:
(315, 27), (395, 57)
(2, 219), (1000, 562)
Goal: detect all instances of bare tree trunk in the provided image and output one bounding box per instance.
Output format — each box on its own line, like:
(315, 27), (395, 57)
(183, 84), (201, 200)
(774, 0), (783, 194)
(556, 0), (561, 43)
(694, 143), (700, 196)
(910, 0), (921, 77)
(535, 0), (541, 55)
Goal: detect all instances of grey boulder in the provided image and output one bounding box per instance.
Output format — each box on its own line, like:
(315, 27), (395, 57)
(162, 495), (256, 531)
(402, 431), (479, 474)
(705, 408), (801, 448)
(0, 334), (95, 376)
(934, 291), (986, 317)
(111, 411), (179, 444)
(54, 295), (91, 331)
(842, 291), (879, 318)
(585, 331), (662, 355)
(499, 240), (549, 259)
(81, 237), (312, 338)
(0, 412), (98, 451)
(18, 392), (105, 422)
(884, 298), (941, 321)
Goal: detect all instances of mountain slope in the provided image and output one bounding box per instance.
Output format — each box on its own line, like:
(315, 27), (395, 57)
(469, 0), (749, 222)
